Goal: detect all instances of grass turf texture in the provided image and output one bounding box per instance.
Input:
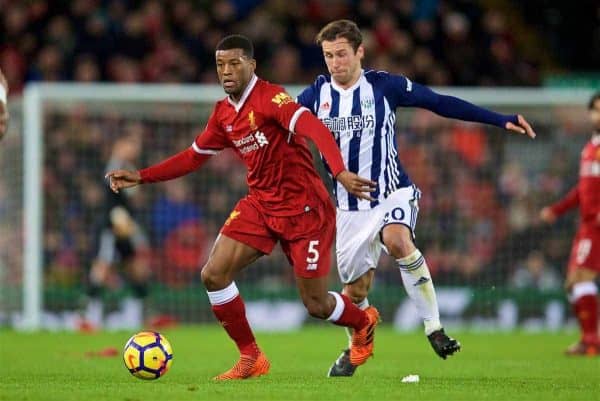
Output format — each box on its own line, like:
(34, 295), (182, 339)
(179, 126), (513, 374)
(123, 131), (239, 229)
(1, 326), (598, 401)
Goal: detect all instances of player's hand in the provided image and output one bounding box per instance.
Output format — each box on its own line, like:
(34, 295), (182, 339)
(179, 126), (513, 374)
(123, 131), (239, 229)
(105, 169), (142, 193)
(336, 170), (377, 202)
(539, 207), (557, 224)
(505, 114), (536, 138)
(0, 69), (8, 141)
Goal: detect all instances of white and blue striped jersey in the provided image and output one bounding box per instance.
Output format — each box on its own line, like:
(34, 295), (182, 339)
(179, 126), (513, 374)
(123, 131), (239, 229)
(297, 69), (515, 211)
(297, 69), (413, 211)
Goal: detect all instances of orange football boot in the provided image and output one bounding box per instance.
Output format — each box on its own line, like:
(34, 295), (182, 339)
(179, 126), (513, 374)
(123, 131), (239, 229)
(564, 341), (599, 356)
(349, 306), (380, 366)
(213, 352), (271, 380)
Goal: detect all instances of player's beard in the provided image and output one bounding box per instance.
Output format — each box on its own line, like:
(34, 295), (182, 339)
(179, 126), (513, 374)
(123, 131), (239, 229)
(222, 82), (239, 95)
(224, 76), (249, 99)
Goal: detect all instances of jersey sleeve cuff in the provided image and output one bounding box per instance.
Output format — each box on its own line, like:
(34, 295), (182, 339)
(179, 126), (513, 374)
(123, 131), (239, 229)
(138, 168), (149, 184)
(192, 141), (219, 155)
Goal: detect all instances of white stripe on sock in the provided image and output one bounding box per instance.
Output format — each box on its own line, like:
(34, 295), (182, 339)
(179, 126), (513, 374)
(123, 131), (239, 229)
(572, 282), (598, 301)
(207, 282), (239, 305)
(397, 249), (425, 271)
(326, 291), (345, 322)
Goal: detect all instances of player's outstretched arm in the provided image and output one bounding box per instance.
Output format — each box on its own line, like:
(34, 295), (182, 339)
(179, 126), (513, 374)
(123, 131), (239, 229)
(0, 68), (9, 141)
(394, 77), (536, 138)
(505, 114), (536, 138)
(539, 185), (580, 223)
(106, 140), (212, 193)
(139, 146), (213, 185)
(106, 170), (141, 193)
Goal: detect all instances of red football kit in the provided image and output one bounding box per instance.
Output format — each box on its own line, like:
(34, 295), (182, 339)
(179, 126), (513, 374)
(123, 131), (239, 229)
(139, 75), (346, 278)
(550, 134), (600, 273)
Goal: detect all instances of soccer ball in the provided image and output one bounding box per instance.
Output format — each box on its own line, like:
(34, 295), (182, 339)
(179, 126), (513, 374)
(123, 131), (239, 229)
(123, 331), (173, 380)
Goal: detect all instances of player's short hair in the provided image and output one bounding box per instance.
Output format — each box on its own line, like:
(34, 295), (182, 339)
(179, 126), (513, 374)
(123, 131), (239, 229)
(588, 92), (600, 110)
(216, 34), (254, 59)
(316, 19), (362, 52)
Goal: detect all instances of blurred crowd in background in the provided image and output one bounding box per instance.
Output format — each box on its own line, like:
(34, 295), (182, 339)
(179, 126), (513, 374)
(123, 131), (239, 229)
(2, 0), (599, 93)
(1, 0), (598, 300)
(9, 104), (583, 295)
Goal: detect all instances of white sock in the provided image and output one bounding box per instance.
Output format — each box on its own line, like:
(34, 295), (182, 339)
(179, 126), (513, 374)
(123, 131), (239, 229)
(206, 282), (239, 305)
(397, 249), (442, 335)
(326, 291), (345, 322)
(121, 297), (144, 329)
(572, 282), (598, 300)
(85, 298), (103, 328)
(355, 298), (369, 310)
(344, 298), (370, 346)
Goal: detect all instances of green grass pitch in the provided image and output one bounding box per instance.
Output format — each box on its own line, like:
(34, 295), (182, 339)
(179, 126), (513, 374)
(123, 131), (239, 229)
(1, 325), (598, 401)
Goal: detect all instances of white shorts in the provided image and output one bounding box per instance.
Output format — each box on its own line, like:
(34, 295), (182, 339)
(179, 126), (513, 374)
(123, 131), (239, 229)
(335, 185), (421, 284)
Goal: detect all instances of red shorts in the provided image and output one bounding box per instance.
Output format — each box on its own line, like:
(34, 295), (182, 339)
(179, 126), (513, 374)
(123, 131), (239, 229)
(220, 197), (335, 278)
(567, 225), (600, 273)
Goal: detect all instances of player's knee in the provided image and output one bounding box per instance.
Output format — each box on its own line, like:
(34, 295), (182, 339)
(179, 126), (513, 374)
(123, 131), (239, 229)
(385, 237), (415, 259)
(200, 263), (228, 291)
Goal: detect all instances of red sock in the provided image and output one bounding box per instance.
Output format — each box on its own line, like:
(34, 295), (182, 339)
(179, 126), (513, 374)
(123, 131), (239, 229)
(211, 295), (259, 357)
(330, 293), (369, 330)
(573, 295), (599, 345)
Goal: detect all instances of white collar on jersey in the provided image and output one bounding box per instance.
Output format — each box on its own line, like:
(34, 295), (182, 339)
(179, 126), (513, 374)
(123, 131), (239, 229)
(330, 69), (364, 95)
(592, 133), (600, 146)
(227, 74), (258, 112)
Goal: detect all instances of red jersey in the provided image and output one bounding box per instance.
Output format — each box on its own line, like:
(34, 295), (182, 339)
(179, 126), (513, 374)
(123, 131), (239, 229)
(193, 76), (339, 216)
(551, 134), (600, 225)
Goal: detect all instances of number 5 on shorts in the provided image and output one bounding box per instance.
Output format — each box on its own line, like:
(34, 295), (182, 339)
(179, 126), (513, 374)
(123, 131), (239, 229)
(575, 239), (592, 265)
(306, 240), (320, 270)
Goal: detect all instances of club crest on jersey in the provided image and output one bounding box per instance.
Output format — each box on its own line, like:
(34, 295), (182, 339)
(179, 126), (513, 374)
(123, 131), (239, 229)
(271, 92), (293, 107)
(360, 98), (374, 109)
(319, 102), (330, 111)
(248, 110), (258, 131)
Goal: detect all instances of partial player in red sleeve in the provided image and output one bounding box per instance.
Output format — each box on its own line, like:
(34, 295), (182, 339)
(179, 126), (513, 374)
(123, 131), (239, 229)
(0, 68), (9, 141)
(540, 91), (600, 356)
(105, 35), (381, 379)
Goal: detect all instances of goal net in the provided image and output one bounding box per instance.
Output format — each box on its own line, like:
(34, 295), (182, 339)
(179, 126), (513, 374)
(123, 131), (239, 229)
(0, 84), (594, 331)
